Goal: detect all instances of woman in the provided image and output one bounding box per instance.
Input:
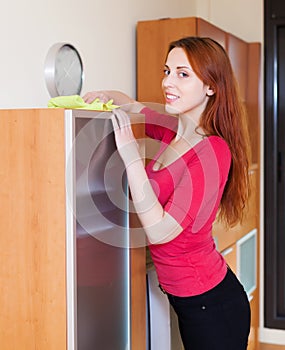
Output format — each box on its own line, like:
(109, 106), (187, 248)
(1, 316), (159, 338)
(83, 36), (251, 350)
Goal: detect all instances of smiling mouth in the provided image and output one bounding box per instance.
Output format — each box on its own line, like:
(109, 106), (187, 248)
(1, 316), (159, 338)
(165, 93), (179, 103)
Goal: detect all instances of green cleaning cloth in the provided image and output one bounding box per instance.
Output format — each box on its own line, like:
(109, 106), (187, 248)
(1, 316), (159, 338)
(47, 95), (119, 111)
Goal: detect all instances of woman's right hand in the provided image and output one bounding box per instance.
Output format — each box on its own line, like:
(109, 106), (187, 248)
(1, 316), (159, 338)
(82, 91), (110, 104)
(82, 90), (144, 113)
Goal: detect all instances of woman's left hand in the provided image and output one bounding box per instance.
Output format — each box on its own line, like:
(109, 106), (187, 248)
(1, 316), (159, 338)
(111, 108), (141, 166)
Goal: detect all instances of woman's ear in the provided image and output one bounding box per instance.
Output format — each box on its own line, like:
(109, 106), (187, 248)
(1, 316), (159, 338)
(206, 87), (215, 97)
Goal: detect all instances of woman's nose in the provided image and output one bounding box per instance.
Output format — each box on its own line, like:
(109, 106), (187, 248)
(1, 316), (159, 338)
(162, 74), (175, 88)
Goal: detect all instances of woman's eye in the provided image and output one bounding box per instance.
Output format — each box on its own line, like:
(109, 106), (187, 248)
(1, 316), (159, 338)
(178, 71), (188, 78)
(163, 69), (170, 76)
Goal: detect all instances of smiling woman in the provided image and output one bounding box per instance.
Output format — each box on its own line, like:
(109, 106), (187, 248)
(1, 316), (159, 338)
(83, 35), (251, 350)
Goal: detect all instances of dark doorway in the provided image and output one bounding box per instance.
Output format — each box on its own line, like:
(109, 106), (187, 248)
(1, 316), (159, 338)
(264, 0), (285, 329)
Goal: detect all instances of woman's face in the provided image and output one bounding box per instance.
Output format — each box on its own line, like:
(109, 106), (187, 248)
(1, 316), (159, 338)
(162, 47), (214, 116)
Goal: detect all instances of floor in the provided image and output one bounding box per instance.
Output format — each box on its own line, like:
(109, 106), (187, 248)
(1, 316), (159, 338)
(260, 343), (285, 350)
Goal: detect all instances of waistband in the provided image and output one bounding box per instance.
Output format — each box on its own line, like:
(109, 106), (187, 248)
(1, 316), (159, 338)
(162, 266), (245, 303)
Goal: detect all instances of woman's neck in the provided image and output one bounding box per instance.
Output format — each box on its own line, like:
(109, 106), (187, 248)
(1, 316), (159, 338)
(175, 113), (204, 143)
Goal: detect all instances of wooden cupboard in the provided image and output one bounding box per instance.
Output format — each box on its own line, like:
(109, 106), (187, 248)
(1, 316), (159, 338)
(0, 108), (146, 350)
(137, 16), (261, 350)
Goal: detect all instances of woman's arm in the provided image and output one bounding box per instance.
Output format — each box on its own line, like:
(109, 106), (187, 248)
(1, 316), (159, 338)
(111, 108), (183, 244)
(82, 90), (145, 114)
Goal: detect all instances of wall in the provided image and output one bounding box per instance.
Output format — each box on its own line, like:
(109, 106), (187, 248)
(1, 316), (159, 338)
(0, 0), (262, 109)
(196, 0), (263, 43)
(0, 0), (193, 109)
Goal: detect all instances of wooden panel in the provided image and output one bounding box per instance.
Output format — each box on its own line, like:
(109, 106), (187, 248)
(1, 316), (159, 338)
(137, 17), (196, 103)
(260, 343), (285, 350)
(197, 17), (227, 48)
(246, 42), (261, 165)
(226, 33), (248, 102)
(248, 289), (260, 350)
(130, 115), (146, 349)
(130, 243), (146, 350)
(0, 109), (67, 350)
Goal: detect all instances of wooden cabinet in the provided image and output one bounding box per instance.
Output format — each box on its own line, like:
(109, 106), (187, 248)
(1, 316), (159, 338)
(137, 17), (261, 350)
(0, 109), (67, 350)
(0, 109), (146, 350)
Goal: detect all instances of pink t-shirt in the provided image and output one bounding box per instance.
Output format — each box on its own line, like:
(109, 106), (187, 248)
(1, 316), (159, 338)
(143, 107), (231, 297)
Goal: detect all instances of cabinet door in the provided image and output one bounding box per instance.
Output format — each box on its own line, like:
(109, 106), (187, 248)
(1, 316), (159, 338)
(137, 17), (196, 103)
(75, 116), (131, 350)
(73, 112), (146, 350)
(0, 109), (67, 350)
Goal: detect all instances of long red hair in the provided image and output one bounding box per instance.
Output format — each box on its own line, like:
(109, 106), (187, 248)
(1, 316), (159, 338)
(168, 37), (251, 227)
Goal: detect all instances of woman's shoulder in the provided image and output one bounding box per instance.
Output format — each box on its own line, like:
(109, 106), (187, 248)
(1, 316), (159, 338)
(207, 135), (232, 169)
(207, 135), (230, 150)
(192, 135), (231, 168)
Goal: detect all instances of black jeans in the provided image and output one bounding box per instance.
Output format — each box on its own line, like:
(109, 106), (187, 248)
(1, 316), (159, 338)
(167, 268), (251, 350)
